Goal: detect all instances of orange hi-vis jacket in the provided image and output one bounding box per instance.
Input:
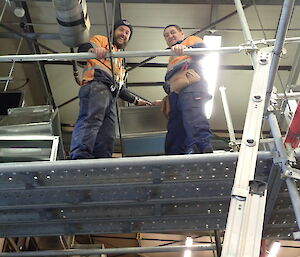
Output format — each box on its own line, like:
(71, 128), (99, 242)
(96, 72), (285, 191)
(81, 35), (125, 85)
(165, 35), (204, 81)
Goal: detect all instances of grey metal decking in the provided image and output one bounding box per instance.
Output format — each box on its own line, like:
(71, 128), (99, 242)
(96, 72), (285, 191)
(0, 151), (297, 239)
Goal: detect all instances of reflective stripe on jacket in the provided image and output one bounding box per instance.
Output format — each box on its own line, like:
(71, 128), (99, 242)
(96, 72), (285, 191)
(82, 35), (125, 85)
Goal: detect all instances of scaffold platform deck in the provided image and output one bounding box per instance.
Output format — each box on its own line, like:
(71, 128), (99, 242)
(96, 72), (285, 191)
(0, 151), (298, 239)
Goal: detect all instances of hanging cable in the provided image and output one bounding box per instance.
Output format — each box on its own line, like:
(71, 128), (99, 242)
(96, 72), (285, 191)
(103, 0), (117, 89)
(70, 48), (81, 85)
(8, 78), (30, 91)
(4, 38), (23, 92)
(110, 0), (116, 44)
(252, 0), (268, 41)
(103, 0), (124, 156)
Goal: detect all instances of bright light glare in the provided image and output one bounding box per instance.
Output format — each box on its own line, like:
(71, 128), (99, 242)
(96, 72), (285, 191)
(203, 35), (222, 118)
(268, 242), (281, 257)
(184, 237), (193, 257)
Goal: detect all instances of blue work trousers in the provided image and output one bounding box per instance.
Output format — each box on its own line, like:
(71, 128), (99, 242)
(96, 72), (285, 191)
(70, 81), (116, 159)
(165, 82), (212, 154)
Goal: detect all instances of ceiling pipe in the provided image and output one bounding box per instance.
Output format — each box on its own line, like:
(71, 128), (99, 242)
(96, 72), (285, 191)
(52, 0), (90, 47)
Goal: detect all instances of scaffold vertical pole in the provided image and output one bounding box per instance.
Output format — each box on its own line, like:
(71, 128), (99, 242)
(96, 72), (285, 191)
(264, 0), (296, 113)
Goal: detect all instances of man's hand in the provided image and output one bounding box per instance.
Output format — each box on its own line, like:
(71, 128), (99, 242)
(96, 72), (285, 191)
(88, 47), (109, 59)
(135, 99), (149, 106)
(152, 100), (162, 106)
(171, 44), (188, 55)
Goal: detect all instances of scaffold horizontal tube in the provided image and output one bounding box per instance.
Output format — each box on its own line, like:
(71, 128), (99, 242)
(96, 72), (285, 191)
(276, 92), (300, 100)
(0, 244), (216, 257)
(264, 36), (300, 44)
(0, 36), (299, 63)
(0, 151), (283, 174)
(0, 46), (250, 62)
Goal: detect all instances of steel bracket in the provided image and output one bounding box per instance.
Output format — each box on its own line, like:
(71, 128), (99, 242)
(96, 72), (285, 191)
(284, 168), (300, 180)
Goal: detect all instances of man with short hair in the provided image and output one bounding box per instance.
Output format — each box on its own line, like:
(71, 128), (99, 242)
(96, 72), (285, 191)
(162, 24), (213, 154)
(70, 19), (147, 159)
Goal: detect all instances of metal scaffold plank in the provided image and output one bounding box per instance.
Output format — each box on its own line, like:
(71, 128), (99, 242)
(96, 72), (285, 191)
(0, 152), (298, 238)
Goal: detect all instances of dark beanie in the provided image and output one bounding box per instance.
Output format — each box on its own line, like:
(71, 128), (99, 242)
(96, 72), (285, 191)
(114, 19), (133, 39)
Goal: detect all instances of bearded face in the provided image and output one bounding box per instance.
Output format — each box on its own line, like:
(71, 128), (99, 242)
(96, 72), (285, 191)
(113, 25), (131, 49)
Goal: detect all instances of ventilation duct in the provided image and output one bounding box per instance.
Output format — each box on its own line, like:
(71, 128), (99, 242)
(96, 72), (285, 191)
(53, 0), (90, 47)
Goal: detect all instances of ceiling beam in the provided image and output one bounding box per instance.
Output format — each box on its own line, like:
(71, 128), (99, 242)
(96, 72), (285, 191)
(0, 32), (60, 40)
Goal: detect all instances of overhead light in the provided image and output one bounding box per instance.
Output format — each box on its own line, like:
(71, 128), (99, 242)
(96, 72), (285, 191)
(267, 241), (281, 257)
(202, 33), (222, 119)
(183, 237), (193, 257)
(14, 7), (25, 18)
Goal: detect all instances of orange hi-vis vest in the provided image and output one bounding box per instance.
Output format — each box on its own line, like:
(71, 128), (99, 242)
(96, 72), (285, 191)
(167, 36), (204, 74)
(81, 35), (125, 85)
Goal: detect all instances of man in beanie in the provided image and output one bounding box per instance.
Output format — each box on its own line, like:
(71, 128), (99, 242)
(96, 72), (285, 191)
(70, 19), (147, 159)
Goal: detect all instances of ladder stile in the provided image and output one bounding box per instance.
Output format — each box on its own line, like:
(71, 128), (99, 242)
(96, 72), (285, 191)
(221, 49), (272, 257)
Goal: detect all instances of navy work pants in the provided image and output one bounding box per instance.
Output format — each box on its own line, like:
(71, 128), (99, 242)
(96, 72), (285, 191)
(165, 82), (212, 154)
(70, 81), (116, 159)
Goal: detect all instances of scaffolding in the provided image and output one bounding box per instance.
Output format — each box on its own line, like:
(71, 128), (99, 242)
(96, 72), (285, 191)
(0, 0), (300, 256)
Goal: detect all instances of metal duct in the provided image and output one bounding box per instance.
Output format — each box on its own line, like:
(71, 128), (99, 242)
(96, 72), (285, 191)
(53, 0), (90, 47)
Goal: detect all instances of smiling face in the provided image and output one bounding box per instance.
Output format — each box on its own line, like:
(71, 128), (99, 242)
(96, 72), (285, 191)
(163, 25), (185, 47)
(113, 25), (131, 49)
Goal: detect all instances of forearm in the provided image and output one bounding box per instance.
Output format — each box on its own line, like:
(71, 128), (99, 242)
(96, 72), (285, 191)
(119, 87), (136, 103)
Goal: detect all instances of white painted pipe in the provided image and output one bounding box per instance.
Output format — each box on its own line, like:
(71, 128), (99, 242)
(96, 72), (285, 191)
(52, 0), (90, 47)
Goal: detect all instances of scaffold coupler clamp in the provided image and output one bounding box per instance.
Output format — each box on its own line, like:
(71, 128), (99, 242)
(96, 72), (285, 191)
(253, 38), (269, 46)
(272, 149), (296, 172)
(284, 167), (300, 180)
(269, 91), (280, 111)
(240, 41), (258, 55)
(228, 141), (240, 152)
(285, 143), (297, 163)
(271, 150), (282, 165)
(272, 47), (287, 58)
